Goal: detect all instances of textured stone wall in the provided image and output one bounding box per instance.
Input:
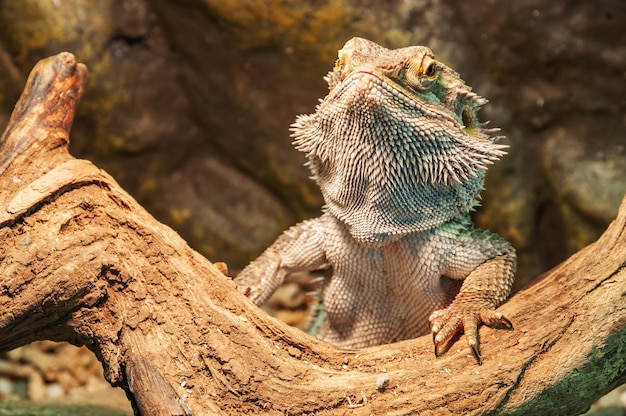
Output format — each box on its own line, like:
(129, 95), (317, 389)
(0, 0), (623, 286)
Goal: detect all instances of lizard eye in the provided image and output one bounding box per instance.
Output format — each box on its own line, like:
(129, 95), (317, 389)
(424, 61), (437, 79)
(406, 55), (439, 91)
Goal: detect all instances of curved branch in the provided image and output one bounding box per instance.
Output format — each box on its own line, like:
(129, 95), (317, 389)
(0, 53), (624, 416)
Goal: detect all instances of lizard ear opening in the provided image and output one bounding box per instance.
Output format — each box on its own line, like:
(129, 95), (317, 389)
(462, 108), (475, 130)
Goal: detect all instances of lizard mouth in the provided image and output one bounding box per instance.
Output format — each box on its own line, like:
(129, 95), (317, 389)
(355, 70), (464, 127)
(332, 69), (498, 144)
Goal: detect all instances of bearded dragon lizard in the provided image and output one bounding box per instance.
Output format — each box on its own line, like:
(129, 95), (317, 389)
(235, 37), (516, 364)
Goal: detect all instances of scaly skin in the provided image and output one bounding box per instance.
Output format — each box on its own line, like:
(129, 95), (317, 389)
(236, 37), (516, 363)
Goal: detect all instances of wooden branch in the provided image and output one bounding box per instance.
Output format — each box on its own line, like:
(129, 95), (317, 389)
(0, 53), (625, 416)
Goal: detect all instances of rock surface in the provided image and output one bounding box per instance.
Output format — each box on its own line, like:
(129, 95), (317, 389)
(0, 0), (623, 281)
(0, 3), (624, 412)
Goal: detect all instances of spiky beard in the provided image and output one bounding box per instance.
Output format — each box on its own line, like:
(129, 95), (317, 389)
(292, 70), (506, 246)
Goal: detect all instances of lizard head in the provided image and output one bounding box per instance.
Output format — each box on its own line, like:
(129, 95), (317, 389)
(292, 37), (508, 245)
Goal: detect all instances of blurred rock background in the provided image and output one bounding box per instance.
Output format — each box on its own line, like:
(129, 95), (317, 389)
(0, 0), (624, 413)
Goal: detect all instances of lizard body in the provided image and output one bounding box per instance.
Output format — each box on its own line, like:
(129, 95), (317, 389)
(236, 37), (516, 362)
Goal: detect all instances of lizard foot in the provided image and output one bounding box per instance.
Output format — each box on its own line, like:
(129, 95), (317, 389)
(429, 304), (512, 365)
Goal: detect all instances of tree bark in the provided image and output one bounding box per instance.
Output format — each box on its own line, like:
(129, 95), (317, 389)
(0, 53), (624, 416)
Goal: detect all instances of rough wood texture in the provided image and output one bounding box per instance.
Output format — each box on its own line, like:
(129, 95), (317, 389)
(0, 53), (624, 416)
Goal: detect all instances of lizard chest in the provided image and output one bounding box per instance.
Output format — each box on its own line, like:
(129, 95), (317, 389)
(319, 222), (456, 344)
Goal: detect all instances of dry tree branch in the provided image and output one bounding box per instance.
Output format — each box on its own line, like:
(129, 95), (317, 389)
(0, 53), (624, 416)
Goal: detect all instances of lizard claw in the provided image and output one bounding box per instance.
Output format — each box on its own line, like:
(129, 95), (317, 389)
(429, 304), (512, 365)
(433, 333), (442, 358)
(470, 342), (482, 366)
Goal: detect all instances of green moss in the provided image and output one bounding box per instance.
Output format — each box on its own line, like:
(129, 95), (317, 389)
(490, 328), (626, 416)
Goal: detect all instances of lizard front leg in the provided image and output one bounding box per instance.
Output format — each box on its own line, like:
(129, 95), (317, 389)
(235, 218), (327, 305)
(429, 225), (516, 364)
